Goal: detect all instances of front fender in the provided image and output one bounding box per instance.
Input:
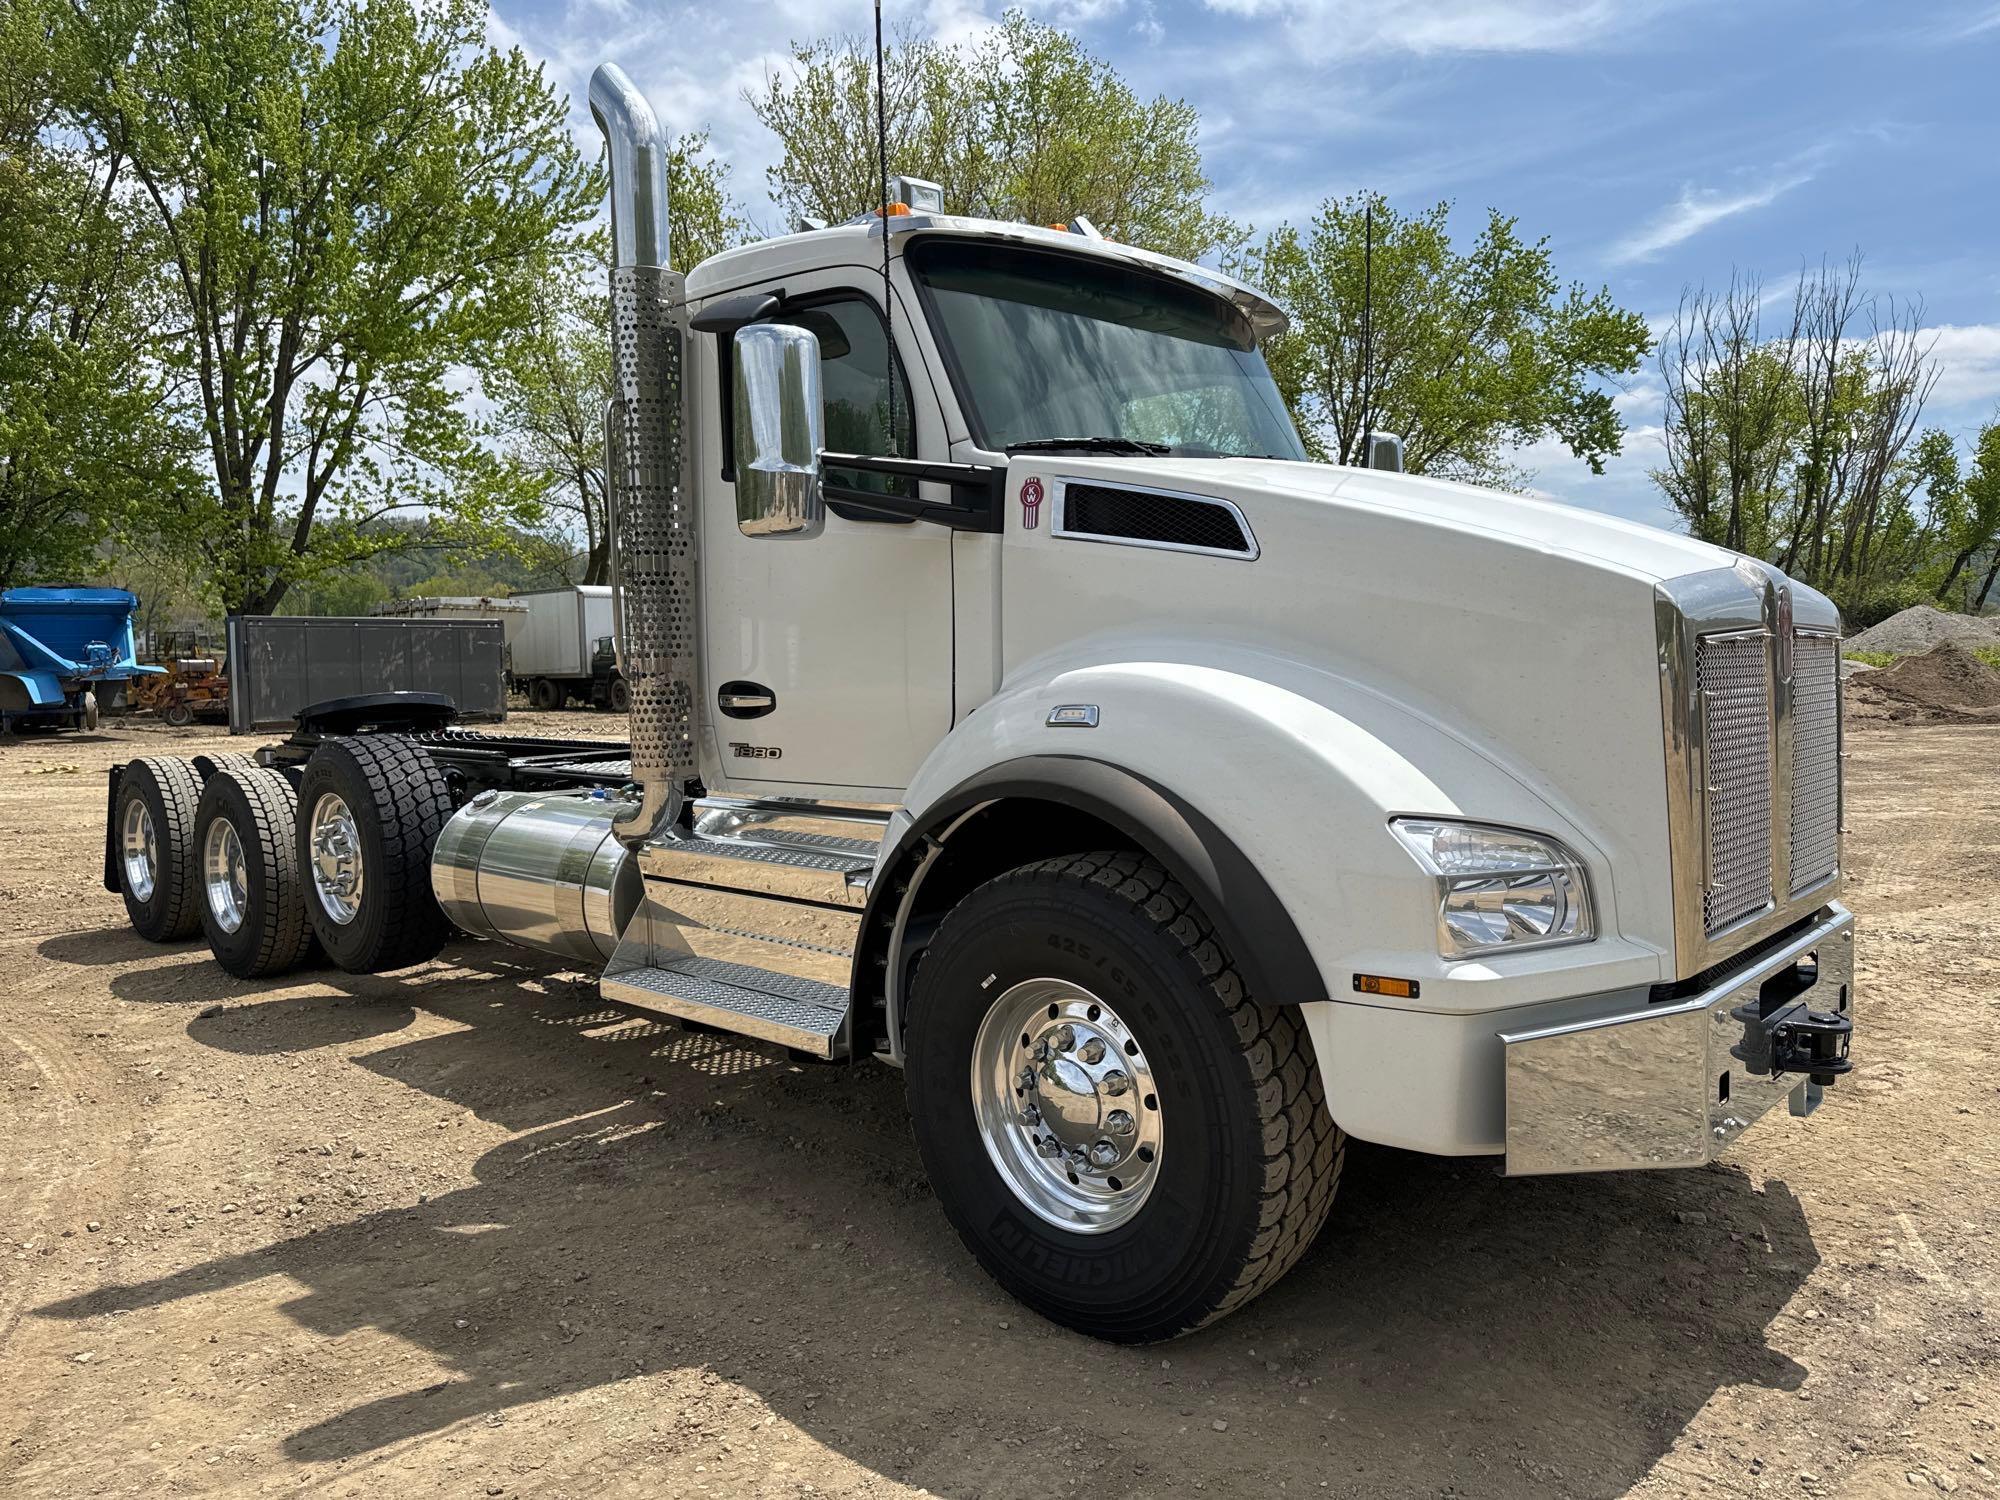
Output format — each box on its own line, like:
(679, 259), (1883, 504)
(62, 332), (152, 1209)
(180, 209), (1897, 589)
(896, 641), (1667, 1014)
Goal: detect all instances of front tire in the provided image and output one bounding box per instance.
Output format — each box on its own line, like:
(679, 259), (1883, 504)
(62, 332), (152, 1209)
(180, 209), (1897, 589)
(195, 767), (317, 977)
(527, 677), (560, 712)
(905, 852), (1343, 1342)
(297, 737), (455, 973)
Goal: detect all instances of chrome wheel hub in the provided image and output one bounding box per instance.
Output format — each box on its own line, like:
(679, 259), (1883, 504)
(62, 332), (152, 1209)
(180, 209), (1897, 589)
(971, 978), (1163, 1234)
(203, 817), (249, 934)
(120, 800), (157, 903)
(308, 793), (364, 924)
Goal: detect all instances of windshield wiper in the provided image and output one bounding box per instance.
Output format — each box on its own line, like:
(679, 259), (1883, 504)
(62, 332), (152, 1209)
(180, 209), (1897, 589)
(1005, 436), (1172, 456)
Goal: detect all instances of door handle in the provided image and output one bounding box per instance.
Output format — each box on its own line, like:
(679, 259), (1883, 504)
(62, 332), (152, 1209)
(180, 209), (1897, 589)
(717, 680), (776, 719)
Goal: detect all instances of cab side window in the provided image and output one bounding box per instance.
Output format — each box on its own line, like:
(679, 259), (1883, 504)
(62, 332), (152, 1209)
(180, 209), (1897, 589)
(772, 297), (914, 498)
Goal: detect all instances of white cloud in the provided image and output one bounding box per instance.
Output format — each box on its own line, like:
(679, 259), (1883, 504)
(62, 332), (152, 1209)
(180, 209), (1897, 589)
(1921, 323), (2000, 411)
(1194, 0), (1687, 55)
(1607, 167), (1816, 264)
(1929, 4), (2000, 40)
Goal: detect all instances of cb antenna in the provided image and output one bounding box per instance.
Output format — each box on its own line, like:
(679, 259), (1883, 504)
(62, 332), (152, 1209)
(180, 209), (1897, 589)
(1360, 196), (1374, 468)
(874, 0), (897, 467)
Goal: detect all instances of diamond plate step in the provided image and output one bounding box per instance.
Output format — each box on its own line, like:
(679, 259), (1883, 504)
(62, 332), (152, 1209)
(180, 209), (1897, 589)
(601, 956), (850, 1059)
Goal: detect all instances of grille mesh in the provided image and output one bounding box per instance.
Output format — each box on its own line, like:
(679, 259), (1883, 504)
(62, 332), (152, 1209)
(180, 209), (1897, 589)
(1060, 484), (1252, 554)
(1789, 632), (1841, 894)
(1697, 632), (1772, 932)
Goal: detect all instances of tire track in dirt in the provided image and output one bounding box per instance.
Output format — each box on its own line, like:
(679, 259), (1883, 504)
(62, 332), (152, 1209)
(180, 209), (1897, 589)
(0, 1014), (138, 1357)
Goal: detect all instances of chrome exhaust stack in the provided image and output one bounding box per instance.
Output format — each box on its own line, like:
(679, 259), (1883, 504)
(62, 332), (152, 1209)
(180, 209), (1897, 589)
(589, 63), (697, 847)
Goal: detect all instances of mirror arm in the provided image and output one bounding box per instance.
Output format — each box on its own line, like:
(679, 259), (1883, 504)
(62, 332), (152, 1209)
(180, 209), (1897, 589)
(818, 452), (1006, 533)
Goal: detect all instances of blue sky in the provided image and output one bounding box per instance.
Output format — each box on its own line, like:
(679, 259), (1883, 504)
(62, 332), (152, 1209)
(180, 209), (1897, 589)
(488, 0), (2000, 530)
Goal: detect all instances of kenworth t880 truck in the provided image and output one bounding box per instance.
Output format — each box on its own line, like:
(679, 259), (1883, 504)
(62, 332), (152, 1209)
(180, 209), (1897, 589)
(102, 63), (1856, 1342)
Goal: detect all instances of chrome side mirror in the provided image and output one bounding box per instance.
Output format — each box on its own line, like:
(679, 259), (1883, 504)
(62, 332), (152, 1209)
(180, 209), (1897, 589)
(1366, 432), (1406, 473)
(732, 323), (824, 537)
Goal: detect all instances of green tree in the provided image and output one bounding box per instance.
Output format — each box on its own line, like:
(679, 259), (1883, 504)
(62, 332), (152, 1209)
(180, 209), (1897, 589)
(64, 0), (601, 614)
(486, 146), (740, 588)
(750, 10), (1233, 262)
(1929, 422), (2000, 608)
(1249, 194), (1651, 483)
(1654, 258), (1943, 608)
(0, 0), (198, 587)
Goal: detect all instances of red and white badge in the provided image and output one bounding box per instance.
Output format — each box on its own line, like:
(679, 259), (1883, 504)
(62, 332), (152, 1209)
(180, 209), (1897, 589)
(1020, 475), (1045, 529)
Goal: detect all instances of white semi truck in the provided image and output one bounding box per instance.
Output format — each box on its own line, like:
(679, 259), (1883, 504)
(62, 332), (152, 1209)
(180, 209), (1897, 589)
(101, 64), (1856, 1342)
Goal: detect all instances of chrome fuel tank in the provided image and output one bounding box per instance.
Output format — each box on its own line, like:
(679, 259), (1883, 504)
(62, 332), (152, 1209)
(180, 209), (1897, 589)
(431, 789), (642, 965)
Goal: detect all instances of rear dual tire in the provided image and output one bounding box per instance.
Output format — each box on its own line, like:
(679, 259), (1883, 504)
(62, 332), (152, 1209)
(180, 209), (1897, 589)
(193, 768), (318, 977)
(297, 736), (455, 973)
(116, 757), (204, 941)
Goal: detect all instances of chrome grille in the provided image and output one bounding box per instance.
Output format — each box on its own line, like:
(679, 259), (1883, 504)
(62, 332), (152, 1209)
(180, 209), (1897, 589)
(1697, 632), (1772, 932)
(1789, 632), (1841, 894)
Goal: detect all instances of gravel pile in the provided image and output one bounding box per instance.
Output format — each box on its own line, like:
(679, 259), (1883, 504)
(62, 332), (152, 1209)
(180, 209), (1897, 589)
(1845, 604), (2000, 655)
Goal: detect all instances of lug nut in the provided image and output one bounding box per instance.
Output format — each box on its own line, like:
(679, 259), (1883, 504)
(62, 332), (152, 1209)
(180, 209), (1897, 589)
(1100, 1070), (1130, 1096)
(1066, 1146), (1089, 1168)
(1078, 1038), (1106, 1064)
(1052, 1025), (1076, 1052)
(1089, 1140), (1119, 1167)
(1034, 1136), (1062, 1159)
(1019, 1067), (1037, 1092)
(1032, 1040), (1051, 1062)
(1107, 1109), (1134, 1135)
(1021, 1104), (1041, 1127)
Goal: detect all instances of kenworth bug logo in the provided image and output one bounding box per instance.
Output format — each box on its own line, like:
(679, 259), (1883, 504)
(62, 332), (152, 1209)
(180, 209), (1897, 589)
(1019, 475), (1045, 529)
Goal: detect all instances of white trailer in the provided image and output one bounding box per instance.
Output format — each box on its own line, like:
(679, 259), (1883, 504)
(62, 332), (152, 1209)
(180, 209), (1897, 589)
(101, 62), (1858, 1344)
(504, 585), (622, 710)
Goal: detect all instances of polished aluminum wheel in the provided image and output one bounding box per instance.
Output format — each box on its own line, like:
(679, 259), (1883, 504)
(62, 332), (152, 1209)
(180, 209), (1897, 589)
(308, 793), (364, 925)
(970, 978), (1163, 1234)
(203, 817), (249, 934)
(120, 799), (158, 902)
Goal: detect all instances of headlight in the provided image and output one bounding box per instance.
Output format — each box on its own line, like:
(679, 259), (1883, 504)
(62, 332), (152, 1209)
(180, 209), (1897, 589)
(1390, 819), (1593, 959)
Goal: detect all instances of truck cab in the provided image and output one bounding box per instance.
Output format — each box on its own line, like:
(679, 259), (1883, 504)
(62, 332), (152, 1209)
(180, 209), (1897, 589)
(104, 62), (1856, 1344)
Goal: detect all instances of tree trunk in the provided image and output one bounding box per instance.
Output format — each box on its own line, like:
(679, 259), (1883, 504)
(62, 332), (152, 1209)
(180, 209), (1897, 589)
(1975, 552), (2000, 613)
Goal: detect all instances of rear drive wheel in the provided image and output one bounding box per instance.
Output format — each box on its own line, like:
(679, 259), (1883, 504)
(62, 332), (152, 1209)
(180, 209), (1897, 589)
(116, 757), (203, 941)
(195, 767), (317, 977)
(904, 851), (1343, 1342)
(527, 677), (560, 712)
(297, 736), (455, 972)
(608, 676), (630, 714)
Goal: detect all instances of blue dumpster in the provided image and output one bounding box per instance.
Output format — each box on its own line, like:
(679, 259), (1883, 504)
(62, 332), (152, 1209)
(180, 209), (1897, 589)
(0, 587), (162, 731)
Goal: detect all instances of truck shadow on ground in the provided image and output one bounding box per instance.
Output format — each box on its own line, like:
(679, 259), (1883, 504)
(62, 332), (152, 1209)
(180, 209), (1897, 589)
(44, 944), (1818, 1497)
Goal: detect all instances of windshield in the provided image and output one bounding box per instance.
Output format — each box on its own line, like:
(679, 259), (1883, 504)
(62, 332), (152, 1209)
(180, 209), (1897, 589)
(909, 240), (1307, 460)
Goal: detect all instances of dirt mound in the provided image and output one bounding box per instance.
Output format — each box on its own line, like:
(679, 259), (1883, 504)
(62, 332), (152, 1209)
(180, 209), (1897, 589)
(1853, 640), (2000, 722)
(1846, 603), (2000, 656)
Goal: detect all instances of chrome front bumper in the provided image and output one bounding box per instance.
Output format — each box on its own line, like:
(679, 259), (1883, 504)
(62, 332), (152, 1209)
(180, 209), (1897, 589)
(1501, 905), (1855, 1175)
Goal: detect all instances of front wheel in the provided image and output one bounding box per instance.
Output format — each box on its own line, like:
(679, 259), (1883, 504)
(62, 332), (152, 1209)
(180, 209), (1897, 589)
(904, 851), (1344, 1342)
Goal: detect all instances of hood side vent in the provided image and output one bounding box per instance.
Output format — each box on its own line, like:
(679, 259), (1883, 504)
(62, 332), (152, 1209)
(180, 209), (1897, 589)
(1053, 481), (1257, 560)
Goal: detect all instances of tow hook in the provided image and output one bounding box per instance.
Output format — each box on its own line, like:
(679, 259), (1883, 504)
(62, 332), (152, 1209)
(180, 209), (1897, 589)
(1730, 998), (1854, 1086)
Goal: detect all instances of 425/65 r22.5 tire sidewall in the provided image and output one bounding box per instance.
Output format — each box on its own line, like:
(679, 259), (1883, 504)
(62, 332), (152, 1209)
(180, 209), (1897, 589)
(904, 852), (1342, 1343)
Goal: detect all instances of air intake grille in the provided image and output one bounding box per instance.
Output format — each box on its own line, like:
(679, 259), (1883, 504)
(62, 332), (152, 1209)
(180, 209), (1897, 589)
(1697, 632), (1772, 932)
(1058, 484), (1253, 556)
(1789, 632), (1840, 894)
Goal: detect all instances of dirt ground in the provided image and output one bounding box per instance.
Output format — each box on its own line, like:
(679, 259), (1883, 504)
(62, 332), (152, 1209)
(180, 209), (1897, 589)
(1, 710), (1994, 1500)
